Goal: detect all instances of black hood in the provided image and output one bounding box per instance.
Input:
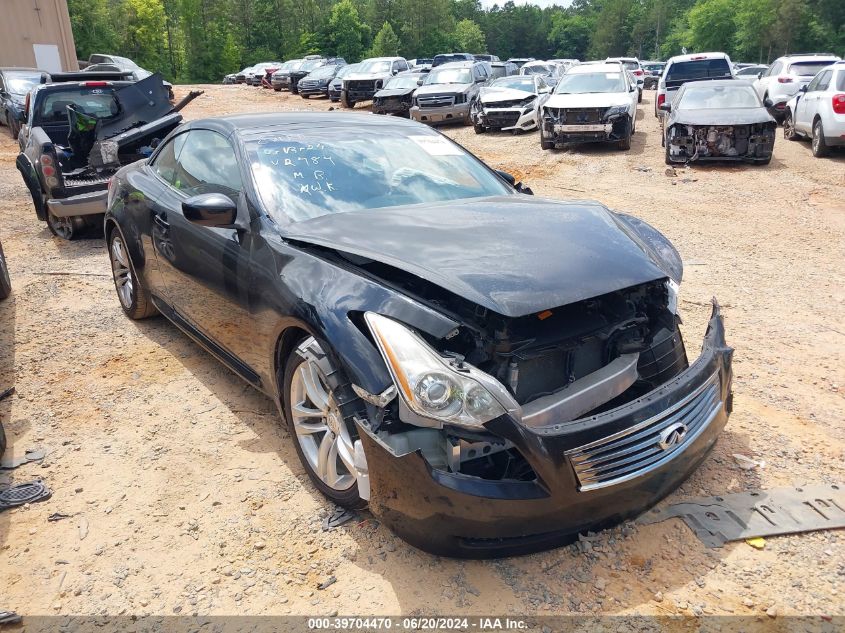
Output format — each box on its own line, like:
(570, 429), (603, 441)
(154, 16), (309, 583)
(669, 106), (775, 126)
(374, 87), (415, 98)
(284, 196), (670, 318)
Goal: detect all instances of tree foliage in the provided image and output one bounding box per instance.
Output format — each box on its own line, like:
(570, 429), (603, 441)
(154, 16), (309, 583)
(369, 21), (401, 57)
(67, 0), (845, 83)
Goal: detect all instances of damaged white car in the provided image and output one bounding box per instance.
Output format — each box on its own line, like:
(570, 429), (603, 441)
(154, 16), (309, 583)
(471, 75), (552, 134)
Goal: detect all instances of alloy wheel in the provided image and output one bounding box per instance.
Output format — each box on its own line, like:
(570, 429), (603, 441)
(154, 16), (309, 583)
(110, 234), (134, 309)
(289, 354), (357, 491)
(47, 212), (75, 240)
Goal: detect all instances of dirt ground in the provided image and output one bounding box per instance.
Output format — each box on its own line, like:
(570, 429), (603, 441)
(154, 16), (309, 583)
(0, 84), (843, 620)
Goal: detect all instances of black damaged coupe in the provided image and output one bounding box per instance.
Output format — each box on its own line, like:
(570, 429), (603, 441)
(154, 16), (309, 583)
(105, 113), (733, 557)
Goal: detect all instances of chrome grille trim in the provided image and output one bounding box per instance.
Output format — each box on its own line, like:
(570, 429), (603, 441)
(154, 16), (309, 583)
(418, 95), (455, 108)
(565, 371), (722, 491)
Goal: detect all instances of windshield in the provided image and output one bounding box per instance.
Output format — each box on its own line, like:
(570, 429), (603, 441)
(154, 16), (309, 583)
(666, 59), (732, 82)
(789, 61), (836, 76)
(678, 85), (760, 109)
(491, 77), (535, 92)
(555, 72), (625, 94)
(737, 67), (763, 76)
(300, 60), (324, 72)
(335, 64), (359, 79)
(384, 76), (420, 89)
(425, 68), (472, 85)
(7, 72), (42, 95)
(357, 60), (392, 74)
(308, 66), (337, 79)
(288, 61), (304, 71)
(38, 88), (119, 124)
(249, 129), (511, 224)
(521, 64), (550, 75)
(619, 61), (639, 71)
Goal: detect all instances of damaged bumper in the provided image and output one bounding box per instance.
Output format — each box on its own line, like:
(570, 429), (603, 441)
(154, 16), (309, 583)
(541, 108), (629, 146)
(358, 301), (733, 558)
(410, 103), (471, 125)
(666, 123), (775, 164)
(475, 106), (538, 131)
(46, 189), (108, 217)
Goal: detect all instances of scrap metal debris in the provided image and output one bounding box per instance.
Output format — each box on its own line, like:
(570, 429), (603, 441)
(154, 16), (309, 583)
(733, 453), (766, 470)
(47, 512), (72, 522)
(322, 508), (356, 530)
(0, 611), (21, 626)
(0, 448), (46, 470)
(0, 480), (51, 512)
(639, 483), (845, 547)
(317, 576), (337, 590)
(0, 387), (14, 402)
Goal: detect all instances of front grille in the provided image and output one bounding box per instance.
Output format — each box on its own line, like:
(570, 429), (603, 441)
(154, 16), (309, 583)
(485, 110), (521, 127)
(487, 99), (526, 108)
(418, 95), (455, 108)
(565, 371), (722, 491)
(299, 81), (321, 90)
(348, 80), (376, 92)
(548, 108), (605, 123)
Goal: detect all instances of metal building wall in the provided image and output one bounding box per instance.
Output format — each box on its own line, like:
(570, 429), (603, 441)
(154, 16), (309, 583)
(0, 0), (77, 71)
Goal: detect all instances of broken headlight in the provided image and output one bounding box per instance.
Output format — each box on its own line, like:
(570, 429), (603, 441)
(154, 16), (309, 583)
(364, 312), (508, 428)
(605, 105), (628, 119)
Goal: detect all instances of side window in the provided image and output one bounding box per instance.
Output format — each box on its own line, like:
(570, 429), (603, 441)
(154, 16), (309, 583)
(770, 62), (783, 76)
(173, 130), (242, 199)
(0, 76), (5, 93)
(806, 72), (823, 92)
(399, 60), (408, 71)
(152, 133), (188, 186)
(816, 70), (832, 91)
(392, 62), (400, 74)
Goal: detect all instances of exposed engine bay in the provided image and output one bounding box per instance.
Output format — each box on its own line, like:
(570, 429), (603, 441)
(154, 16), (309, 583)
(348, 259), (688, 483)
(666, 123), (776, 163)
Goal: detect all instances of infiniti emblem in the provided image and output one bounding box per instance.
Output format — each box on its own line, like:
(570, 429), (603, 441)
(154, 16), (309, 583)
(657, 422), (688, 450)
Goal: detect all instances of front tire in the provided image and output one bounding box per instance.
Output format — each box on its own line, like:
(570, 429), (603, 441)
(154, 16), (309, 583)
(474, 123), (486, 134)
(108, 226), (157, 319)
(541, 135), (554, 150)
(0, 240), (11, 300)
(283, 337), (366, 509)
(812, 119), (830, 158)
(340, 91), (355, 109)
(618, 117), (632, 150)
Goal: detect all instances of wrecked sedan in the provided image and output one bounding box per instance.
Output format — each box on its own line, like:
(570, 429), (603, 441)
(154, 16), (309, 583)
(105, 113), (733, 557)
(471, 74), (552, 134)
(663, 80), (775, 165)
(372, 73), (425, 116)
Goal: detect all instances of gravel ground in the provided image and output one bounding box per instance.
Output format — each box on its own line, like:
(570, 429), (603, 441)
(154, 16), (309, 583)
(0, 84), (843, 619)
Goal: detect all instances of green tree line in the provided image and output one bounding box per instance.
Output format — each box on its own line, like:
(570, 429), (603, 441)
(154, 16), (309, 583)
(68, 0), (844, 83)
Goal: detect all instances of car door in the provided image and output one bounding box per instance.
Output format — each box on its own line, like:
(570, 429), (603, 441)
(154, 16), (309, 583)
(796, 71), (829, 132)
(149, 128), (257, 376)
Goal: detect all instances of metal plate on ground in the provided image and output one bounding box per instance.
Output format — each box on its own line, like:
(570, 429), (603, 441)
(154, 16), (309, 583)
(639, 483), (845, 547)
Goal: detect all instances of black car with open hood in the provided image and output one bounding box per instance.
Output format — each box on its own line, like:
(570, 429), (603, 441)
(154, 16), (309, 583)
(103, 113), (733, 557)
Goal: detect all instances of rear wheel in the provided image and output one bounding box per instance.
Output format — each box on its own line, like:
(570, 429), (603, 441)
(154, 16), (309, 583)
(283, 337), (366, 509)
(46, 211), (82, 240)
(0, 240), (11, 300)
(812, 119), (830, 158)
(637, 89), (642, 104)
(783, 110), (798, 141)
(664, 142), (674, 165)
(7, 113), (20, 140)
(108, 227), (157, 319)
(301, 94), (309, 99)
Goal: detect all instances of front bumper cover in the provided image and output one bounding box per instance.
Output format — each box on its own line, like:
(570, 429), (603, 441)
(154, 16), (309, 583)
(358, 301), (733, 558)
(410, 103), (471, 124)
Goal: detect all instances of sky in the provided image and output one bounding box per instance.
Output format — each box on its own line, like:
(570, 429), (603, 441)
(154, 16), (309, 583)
(478, 0), (573, 8)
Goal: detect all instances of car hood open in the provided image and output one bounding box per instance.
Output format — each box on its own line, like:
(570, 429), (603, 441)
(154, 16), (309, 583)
(283, 196), (669, 318)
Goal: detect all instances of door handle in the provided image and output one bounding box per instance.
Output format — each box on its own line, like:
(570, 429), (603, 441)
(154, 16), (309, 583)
(154, 213), (169, 230)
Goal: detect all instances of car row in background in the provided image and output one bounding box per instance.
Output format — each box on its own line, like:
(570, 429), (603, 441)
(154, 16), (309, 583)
(783, 60), (845, 157)
(0, 67), (46, 139)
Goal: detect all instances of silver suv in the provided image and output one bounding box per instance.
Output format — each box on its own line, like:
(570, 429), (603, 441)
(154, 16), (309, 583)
(410, 61), (489, 125)
(754, 53), (841, 120)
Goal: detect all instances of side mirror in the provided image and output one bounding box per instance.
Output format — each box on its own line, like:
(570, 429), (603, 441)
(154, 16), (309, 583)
(763, 97), (774, 107)
(392, 69), (398, 75)
(182, 193), (237, 227)
(757, 72), (763, 79)
(659, 103), (671, 112)
(417, 78), (424, 86)
(495, 170), (516, 186)
(799, 85), (807, 93)
(630, 84), (637, 92)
